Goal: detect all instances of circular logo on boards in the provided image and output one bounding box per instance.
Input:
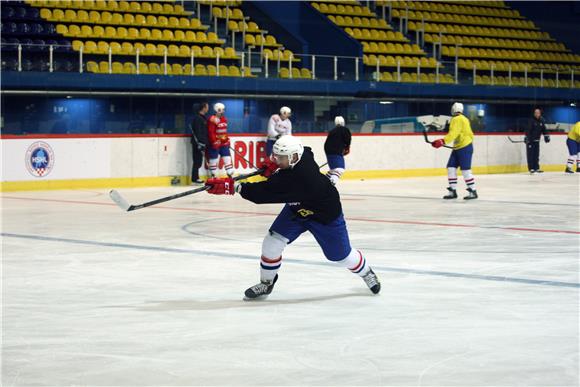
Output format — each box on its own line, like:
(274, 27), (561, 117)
(25, 141), (55, 177)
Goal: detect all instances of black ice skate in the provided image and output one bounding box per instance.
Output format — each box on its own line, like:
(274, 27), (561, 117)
(565, 166), (574, 174)
(576, 165), (580, 173)
(362, 269), (381, 294)
(244, 274), (278, 300)
(443, 187), (458, 199)
(464, 188), (478, 200)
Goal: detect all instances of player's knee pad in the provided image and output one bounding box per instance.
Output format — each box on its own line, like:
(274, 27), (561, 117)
(262, 231), (289, 259)
(447, 167), (457, 178)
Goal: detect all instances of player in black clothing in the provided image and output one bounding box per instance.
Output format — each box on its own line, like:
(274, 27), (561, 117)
(525, 108), (551, 174)
(324, 116), (352, 185)
(190, 102), (209, 184)
(205, 135), (380, 299)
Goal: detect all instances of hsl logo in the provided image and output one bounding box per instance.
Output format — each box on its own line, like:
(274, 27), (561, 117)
(25, 141), (55, 177)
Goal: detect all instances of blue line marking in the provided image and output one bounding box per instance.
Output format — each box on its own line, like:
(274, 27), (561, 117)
(3, 232), (579, 289)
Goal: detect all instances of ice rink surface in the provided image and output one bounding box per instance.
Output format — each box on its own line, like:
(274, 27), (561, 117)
(2, 173), (579, 386)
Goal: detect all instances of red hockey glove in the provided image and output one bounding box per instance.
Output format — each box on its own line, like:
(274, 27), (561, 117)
(206, 177), (235, 195)
(259, 158), (279, 178)
(431, 139), (445, 149)
(343, 146), (350, 156)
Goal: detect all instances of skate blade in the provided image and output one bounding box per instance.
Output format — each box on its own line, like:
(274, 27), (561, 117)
(243, 294), (269, 301)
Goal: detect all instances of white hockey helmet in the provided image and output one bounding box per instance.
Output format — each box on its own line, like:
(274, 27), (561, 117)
(451, 102), (464, 115)
(280, 106), (291, 117)
(272, 135), (304, 167)
(334, 116), (345, 126)
(214, 102), (225, 114)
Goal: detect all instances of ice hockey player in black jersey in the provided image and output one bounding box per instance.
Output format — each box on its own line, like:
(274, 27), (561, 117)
(324, 116), (352, 185)
(205, 135), (380, 299)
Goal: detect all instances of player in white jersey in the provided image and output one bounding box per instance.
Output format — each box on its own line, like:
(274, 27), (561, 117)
(266, 106), (292, 156)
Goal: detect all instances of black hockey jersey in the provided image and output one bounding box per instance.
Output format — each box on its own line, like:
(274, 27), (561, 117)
(324, 125), (352, 155)
(239, 147), (342, 224)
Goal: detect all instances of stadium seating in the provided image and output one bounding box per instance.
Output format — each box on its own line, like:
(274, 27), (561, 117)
(311, 0), (443, 83)
(379, 0), (580, 79)
(18, 0), (255, 77)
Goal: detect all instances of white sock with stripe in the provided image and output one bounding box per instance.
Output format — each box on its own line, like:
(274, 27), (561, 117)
(447, 167), (458, 190)
(326, 168), (345, 185)
(463, 169), (475, 190)
(335, 249), (370, 277)
(222, 156), (234, 176)
(208, 158), (218, 177)
(567, 156), (575, 169)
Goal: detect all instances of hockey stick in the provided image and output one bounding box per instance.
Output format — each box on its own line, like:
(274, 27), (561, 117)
(229, 145), (259, 170)
(507, 136), (540, 144)
(422, 130), (454, 149)
(109, 169), (264, 212)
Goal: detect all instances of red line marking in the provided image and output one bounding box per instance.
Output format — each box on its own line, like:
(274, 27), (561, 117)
(3, 196), (579, 235)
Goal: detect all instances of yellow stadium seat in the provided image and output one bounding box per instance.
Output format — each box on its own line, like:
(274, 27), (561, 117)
(173, 30), (185, 42)
(179, 45), (190, 57)
(202, 45), (214, 57)
(291, 68), (301, 78)
(104, 26), (116, 38)
(100, 11), (112, 24)
(123, 13), (135, 25)
(190, 18), (203, 29)
(143, 43), (156, 55)
(207, 65), (217, 76)
(140, 2), (152, 13)
(111, 62), (123, 74)
(52, 8), (64, 20)
(229, 65), (241, 77)
(146, 15), (157, 26)
(218, 65), (229, 76)
(99, 61), (110, 73)
(151, 2), (163, 13)
(135, 14), (146, 25)
(129, 2), (140, 12)
(163, 29), (174, 41)
(158, 16), (169, 28)
(163, 3), (174, 14)
(117, 27), (128, 39)
(279, 68), (289, 78)
(212, 7), (223, 19)
(224, 47), (237, 59)
(40, 8), (52, 20)
(121, 42), (133, 55)
(68, 24), (81, 36)
(92, 25), (104, 38)
(56, 24), (68, 35)
(207, 32), (220, 43)
(111, 13), (123, 25)
(171, 64), (183, 75)
(301, 68), (312, 78)
(63, 9), (76, 22)
(196, 31), (207, 43)
(167, 44), (179, 56)
(148, 63), (161, 74)
(151, 29), (162, 40)
(138, 62), (148, 74)
(71, 40), (83, 51)
(214, 46), (225, 58)
(87, 61), (99, 73)
(245, 34), (256, 46)
(195, 64), (207, 75)
(192, 45), (202, 57)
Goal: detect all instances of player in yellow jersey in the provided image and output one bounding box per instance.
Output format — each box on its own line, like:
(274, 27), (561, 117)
(565, 121), (580, 173)
(431, 102), (478, 200)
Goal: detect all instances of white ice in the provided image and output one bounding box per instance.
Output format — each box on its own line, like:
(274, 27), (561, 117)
(2, 173), (579, 386)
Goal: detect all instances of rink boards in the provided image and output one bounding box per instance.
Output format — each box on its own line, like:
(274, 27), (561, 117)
(0, 133), (569, 191)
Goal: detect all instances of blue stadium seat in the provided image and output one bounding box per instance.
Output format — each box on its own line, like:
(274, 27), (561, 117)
(27, 7), (40, 19)
(15, 7), (27, 19)
(31, 23), (44, 35)
(3, 7), (15, 19)
(17, 23), (31, 35)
